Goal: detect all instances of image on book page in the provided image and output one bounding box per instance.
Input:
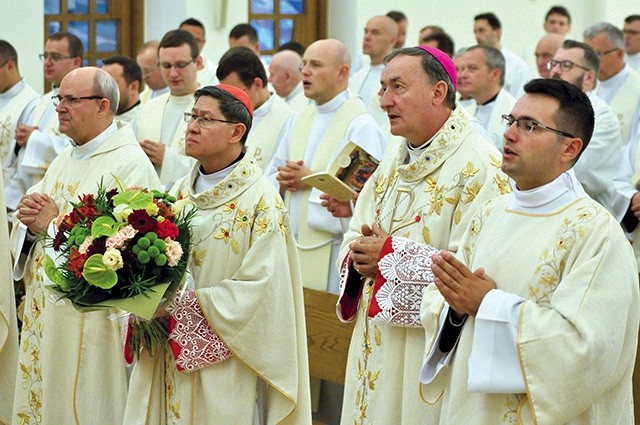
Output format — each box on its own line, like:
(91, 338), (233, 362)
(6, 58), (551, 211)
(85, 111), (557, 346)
(301, 141), (379, 201)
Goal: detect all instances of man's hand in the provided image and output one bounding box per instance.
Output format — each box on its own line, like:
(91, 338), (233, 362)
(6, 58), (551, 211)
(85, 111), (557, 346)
(16, 193), (59, 235)
(140, 139), (166, 166)
(431, 250), (496, 318)
(15, 124), (38, 147)
(276, 160), (312, 192)
(348, 224), (390, 278)
(631, 192), (640, 219)
(320, 193), (353, 218)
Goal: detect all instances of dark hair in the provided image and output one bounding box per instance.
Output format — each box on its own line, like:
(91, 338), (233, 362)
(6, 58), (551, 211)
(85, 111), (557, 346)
(229, 23), (258, 44)
(546, 6), (571, 25)
(523, 78), (594, 161)
(561, 39), (600, 75)
(159, 29), (199, 59)
(180, 18), (205, 33)
(384, 47), (456, 109)
(102, 55), (143, 88)
(422, 33), (455, 58)
(625, 15), (640, 24)
(474, 13), (501, 30)
(217, 46), (268, 88)
(49, 32), (84, 60)
(278, 41), (306, 57)
(0, 40), (18, 64)
(194, 86), (253, 144)
(386, 10), (407, 23)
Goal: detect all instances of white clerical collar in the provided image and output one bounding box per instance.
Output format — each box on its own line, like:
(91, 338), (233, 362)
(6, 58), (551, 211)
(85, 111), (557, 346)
(151, 87), (170, 99)
(315, 89), (349, 113)
(0, 78), (26, 99)
(71, 121), (118, 159)
(509, 168), (587, 213)
(286, 82), (303, 102)
(194, 156), (241, 194)
(253, 94), (273, 118)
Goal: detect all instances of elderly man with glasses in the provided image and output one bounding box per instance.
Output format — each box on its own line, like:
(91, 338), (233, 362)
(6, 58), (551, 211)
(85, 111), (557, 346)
(419, 78), (638, 424)
(132, 29), (202, 189)
(584, 22), (640, 145)
(10, 66), (160, 424)
(5, 31), (82, 218)
(548, 40), (628, 221)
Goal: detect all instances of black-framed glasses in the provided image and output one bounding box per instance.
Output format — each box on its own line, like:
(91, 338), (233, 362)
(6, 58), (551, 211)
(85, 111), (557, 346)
(52, 95), (104, 107)
(183, 112), (239, 128)
(39, 53), (74, 62)
(595, 48), (619, 57)
(546, 59), (591, 72)
(501, 114), (575, 138)
(158, 60), (194, 70)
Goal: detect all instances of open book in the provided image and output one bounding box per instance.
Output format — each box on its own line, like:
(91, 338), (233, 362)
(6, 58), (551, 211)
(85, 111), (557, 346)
(301, 141), (379, 202)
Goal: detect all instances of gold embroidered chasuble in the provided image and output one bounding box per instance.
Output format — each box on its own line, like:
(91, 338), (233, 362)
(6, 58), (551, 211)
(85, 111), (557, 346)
(135, 92), (195, 186)
(11, 124), (161, 425)
(420, 196), (639, 424)
(337, 106), (510, 424)
(124, 155), (312, 424)
(0, 171), (19, 424)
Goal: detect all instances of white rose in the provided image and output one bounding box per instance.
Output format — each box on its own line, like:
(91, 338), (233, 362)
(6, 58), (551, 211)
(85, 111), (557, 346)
(103, 248), (124, 271)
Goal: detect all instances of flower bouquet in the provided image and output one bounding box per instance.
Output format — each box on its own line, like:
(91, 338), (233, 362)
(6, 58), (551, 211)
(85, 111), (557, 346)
(44, 176), (197, 357)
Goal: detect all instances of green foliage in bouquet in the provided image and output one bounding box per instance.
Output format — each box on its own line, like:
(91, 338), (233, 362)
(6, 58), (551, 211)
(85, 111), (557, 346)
(44, 176), (197, 357)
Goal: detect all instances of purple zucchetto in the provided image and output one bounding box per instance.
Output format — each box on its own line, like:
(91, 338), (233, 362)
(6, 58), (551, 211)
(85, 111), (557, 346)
(417, 45), (458, 91)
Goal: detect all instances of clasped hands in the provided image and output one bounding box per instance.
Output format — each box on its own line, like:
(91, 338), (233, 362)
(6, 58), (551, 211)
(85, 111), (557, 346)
(348, 223), (389, 278)
(16, 193), (59, 235)
(276, 160), (312, 192)
(431, 251), (496, 319)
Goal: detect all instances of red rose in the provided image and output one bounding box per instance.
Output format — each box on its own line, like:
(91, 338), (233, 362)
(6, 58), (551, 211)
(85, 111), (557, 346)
(156, 220), (179, 240)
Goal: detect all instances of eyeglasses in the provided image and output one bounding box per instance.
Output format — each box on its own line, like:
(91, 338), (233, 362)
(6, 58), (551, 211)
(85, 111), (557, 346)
(595, 48), (619, 57)
(52, 95), (104, 107)
(501, 114), (575, 138)
(546, 59), (591, 72)
(39, 53), (74, 62)
(158, 60), (194, 70)
(183, 112), (239, 128)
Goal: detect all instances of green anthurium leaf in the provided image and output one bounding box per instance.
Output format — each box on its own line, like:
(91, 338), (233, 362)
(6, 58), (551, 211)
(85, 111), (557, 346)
(82, 254), (118, 289)
(91, 216), (118, 239)
(44, 254), (70, 291)
(112, 190), (153, 210)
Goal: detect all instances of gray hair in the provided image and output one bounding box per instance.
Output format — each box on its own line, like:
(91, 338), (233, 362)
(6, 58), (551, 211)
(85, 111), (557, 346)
(467, 45), (506, 86)
(384, 47), (456, 109)
(583, 22), (624, 49)
(94, 69), (119, 115)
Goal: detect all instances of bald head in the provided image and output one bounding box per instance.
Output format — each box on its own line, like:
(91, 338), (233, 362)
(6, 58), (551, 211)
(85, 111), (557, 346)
(57, 67), (119, 144)
(535, 33), (564, 77)
(363, 16), (399, 65)
(302, 39), (351, 105)
(269, 50), (303, 97)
